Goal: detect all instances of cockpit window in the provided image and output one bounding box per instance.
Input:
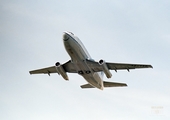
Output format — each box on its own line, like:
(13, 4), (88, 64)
(69, 32), (74, 35)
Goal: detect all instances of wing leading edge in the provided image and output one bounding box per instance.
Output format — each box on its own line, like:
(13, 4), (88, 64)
(29, 60), (77, 75)
(86, 59), (153, 72)
(29, 66), (57, 75)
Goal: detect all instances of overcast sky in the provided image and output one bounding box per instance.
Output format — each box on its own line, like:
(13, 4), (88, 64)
(0, 0), (170, 120)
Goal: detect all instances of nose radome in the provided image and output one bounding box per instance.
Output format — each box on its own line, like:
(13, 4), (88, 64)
(63, 33), (69, 41)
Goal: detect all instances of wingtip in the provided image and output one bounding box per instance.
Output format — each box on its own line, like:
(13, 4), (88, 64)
(29, 71), (32, 75)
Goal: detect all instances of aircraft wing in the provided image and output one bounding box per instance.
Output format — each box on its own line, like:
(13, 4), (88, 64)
(29, 66), (57, 75)
(86, 60), (153, 72)
(106, 62), (153, 71)
(29, 60), (77, 75)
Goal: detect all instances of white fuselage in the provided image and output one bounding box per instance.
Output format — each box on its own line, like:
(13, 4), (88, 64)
(63, 32), (104, 90)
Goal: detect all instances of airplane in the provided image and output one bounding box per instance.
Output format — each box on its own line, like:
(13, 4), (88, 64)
(29, 31), (153, 90)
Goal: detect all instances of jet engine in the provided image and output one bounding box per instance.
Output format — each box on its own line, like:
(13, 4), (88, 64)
(55, 62), (69, 80)
(99, 59), (112, 78)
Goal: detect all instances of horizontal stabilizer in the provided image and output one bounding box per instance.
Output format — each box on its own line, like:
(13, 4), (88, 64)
(80, 84), (94, 88)
(103, 81), (127, 87)
(81, 81), (127, 89)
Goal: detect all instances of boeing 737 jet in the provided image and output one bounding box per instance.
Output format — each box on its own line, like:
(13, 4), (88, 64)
(29, 31), (153, 90)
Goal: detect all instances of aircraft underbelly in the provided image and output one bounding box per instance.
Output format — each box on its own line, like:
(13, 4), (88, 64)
(64, 36), (104, 89)
(65, 40), (88, 61)
(82, 73), (103, 89)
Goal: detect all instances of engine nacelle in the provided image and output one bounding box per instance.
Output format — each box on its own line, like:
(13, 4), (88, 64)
(55, 62), (69, 80)
(99, 59), (112, 78)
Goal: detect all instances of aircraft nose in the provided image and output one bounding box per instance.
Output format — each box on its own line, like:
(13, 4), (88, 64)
(63, 33), (69, 41)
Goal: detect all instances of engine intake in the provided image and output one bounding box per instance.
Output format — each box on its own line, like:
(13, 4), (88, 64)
(99, 59), (104, 64)
(55, 62), (69, 80)
(99, 59), (112, 78)
(55, 62), (60, 66)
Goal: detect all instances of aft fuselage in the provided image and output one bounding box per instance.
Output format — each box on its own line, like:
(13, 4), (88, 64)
(63, 32), (104, 90)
